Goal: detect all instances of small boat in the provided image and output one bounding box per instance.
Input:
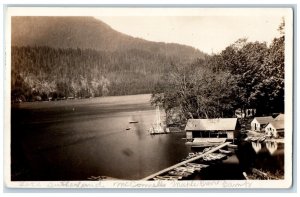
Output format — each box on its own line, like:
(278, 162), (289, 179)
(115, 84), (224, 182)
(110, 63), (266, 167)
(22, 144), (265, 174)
(169, 170), (192, 178)
(129, 121), (138, 124)
(126, 127), (131, 130)
(87, 176), (120, 180)
(184, 163), (204, 171)
(202, 146), (215, 153)
(153, 175), (181, 181)
(219, 149), (233, 155)
(168, 170), (185, 176)
(227, 144), (238, 149)
(174, 166), (195, 174)
(186, 152), (196, 159)
(202, 153), (226, 161)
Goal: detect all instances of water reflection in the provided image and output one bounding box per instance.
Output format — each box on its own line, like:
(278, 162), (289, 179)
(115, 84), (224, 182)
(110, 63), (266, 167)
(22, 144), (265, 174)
(251, 141), (279, 155)
(266, 141), (278, 155)
(251, 141), (262, 153)
(236, 140), (284, 175)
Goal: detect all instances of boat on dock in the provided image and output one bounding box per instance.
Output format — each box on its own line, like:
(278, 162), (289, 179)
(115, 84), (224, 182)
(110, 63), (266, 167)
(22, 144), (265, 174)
(167, 170), (188, 177)
(87, 175), (120, 180)
(184, 163), (209, 171)
(219, 149), (233, 155)
(153, 175), (182, 181)
(171, 168), (193, 177)
(202, 153), (227, 162)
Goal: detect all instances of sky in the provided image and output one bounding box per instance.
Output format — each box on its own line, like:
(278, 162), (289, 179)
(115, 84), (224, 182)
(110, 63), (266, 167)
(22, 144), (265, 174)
(96, 15), (283, 54)
(6, 7), (289, 54)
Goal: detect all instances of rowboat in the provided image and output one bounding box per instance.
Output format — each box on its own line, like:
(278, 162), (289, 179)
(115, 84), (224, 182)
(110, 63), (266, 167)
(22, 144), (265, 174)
(202, 153), (226, 161)
(168, 170), (192, 178)
(184, 163), (209, 171)
(219, 149), (233, 155)
(153, 175), (182, 181)
(227, 144), (238, 149)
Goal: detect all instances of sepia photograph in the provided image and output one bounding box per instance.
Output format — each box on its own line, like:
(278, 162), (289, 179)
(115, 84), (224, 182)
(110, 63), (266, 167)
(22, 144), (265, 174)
(4, 6), (294, 189)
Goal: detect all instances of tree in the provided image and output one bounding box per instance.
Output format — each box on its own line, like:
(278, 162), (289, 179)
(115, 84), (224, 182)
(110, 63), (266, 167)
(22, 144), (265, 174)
(251, 35), (285, 114)
(151, 61), (238, 124)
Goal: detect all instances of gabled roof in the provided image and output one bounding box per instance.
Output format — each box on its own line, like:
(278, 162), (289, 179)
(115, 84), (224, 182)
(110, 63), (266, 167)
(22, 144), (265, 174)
(268, 120), (284, 130)
(185, 118), (238, 131)
(253, 116), (273, 124)
(274, 114), (284, 121)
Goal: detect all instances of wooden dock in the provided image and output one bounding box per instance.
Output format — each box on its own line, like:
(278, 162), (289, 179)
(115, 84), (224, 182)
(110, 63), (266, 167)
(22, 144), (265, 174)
(141, 142), (232, 180)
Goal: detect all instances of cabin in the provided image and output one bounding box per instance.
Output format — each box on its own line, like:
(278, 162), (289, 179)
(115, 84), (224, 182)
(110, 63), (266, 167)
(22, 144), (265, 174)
(274, 114), (284, 121)
(185, 118), (239, 146)
(250, 116), (274, 132)
(265, 120), (284, 138)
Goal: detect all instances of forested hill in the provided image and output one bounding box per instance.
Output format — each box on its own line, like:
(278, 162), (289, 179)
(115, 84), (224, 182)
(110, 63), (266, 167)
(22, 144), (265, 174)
(11, 17), (206, 102)
(12, 17), (204, 61)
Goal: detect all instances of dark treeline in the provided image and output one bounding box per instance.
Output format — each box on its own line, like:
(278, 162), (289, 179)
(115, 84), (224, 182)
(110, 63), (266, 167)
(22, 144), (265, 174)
(151, 21), (285, 124)
(11, 46), (181, 102)
(11, 16), (205, 102)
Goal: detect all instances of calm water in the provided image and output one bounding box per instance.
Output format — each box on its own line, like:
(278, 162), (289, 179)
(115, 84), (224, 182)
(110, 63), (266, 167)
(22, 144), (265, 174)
(11, 94), (189, 181)
(11, 94), (284, 181)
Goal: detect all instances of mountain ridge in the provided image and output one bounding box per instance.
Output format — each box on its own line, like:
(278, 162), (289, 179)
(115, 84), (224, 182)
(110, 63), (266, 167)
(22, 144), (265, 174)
(11, 16), (205, 101)
(12, 16), (205, 61)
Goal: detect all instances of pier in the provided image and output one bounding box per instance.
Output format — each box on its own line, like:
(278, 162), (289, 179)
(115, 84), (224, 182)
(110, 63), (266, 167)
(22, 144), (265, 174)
(142, 142), (232, 180)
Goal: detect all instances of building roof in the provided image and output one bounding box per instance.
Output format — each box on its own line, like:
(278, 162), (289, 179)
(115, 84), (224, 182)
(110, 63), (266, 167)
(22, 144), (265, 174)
(185, 118), (238, 131)
(268, 120), (284, 130)
(253, 116), (274, 124)
(274, 114), (284, 121)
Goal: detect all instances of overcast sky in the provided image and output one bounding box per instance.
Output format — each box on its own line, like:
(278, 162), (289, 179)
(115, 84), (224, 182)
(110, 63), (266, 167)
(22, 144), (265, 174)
(96, 15), (283, 54)
(7, 7), (287, 54)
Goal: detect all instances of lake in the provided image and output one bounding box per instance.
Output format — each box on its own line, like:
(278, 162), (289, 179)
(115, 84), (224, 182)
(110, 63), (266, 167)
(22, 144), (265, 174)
(11, 94), (190, 181)
(11, 94), (284, 181)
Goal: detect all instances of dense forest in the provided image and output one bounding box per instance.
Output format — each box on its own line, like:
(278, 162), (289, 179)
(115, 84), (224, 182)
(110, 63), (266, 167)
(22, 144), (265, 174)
(11, 17), (205, 102)
(151, 21), (285, 123)
(11, 46), (185, 101)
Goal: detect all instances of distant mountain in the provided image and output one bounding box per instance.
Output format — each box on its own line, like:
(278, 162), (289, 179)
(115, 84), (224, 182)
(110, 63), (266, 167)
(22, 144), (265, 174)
(12, 16), (205, 61)
(11, 17), (206, 101)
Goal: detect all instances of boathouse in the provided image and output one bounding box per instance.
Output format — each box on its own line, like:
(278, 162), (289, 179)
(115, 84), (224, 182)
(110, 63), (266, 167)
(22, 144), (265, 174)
(185, 118), (239, 146)
(250, 116), (274, 132)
